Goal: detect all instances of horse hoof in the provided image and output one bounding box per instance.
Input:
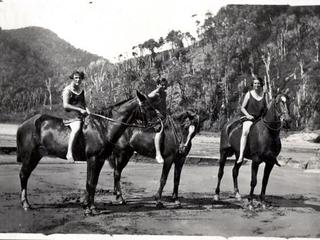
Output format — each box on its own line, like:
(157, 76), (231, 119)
(84, 208), (93, 217)
(156, 201), (165, 209)
(213, 194), (220, 201)
(116, 199), (127, 205)
(248, 204), (254, 211)
(21, 201), (31, 211)
(235, 193), (242, 201)
(91, 208), (100, 215)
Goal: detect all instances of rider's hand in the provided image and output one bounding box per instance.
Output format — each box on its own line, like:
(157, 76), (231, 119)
(80, 109), (87, 115)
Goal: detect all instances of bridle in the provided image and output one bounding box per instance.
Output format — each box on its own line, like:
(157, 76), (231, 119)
(262, 95), (288, 131)
(90, 97), (161, 129)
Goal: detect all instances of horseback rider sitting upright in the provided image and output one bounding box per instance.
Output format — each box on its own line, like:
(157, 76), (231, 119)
(62, 70), (90, 162)
(237, 76), (267, 164)
(148, 77), (168, 164)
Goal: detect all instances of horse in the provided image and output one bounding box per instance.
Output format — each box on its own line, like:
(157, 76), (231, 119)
(16, 91), (157, 215)
(213, 93), (292, 208)
(108, 110), (200, 208)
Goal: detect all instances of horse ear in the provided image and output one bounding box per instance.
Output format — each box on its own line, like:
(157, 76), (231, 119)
(136, 90), (147, 103)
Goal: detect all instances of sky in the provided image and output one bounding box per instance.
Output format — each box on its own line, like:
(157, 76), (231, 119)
(0, 0), (319, 63)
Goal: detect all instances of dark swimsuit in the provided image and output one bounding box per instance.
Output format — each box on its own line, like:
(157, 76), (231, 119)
(242, 92), (267, 121)
(150, 89), (167, 131)
(63, 86), (86, 121)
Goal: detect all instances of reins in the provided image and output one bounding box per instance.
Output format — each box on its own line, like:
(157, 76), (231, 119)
(90, 112), (159, 129)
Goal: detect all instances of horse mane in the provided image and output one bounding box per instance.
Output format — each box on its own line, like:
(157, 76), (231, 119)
(96, 97), (135, 116)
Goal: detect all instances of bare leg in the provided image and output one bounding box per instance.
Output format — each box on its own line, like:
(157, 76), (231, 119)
(66, 121), (81, 162)
(154, 132), (164, 164)
(237, 121), (252, 164)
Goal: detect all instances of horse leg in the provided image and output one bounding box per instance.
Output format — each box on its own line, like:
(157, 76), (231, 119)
(19, 150), (41, 211)
(213, 150), (228, 201)
(260, 162), (274, 209)
(171, 156), (186, 207)
(233, 152), (243, 201)
(248, 160), (259, 209)
(113, 151), (133, 205)
(154, 156), (174, 208)
(83, 156), (105, 216)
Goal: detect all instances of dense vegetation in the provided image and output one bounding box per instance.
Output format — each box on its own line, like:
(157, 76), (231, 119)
(1, 5), (320, 130)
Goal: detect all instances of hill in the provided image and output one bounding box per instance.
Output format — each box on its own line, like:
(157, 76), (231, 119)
(0, 26), (113, 116)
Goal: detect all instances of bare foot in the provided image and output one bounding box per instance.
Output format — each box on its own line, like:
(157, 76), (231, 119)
(237, 157), (243, 164)
(155, 155), (164, 164)
(66, 154), (75, 163)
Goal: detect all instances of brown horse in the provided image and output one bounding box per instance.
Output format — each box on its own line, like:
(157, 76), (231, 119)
(214, 93), (292, 208)
(108, 110), (200, 208)
(16, 91), (157, 215)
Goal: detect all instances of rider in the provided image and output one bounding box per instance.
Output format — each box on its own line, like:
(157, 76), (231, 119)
(148, 77), (168, 164)
(62, 70), (90, 162)
(237, 76), (268, 164)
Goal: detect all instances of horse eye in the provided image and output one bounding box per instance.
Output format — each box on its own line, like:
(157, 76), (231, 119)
(280, 96), (286, 102)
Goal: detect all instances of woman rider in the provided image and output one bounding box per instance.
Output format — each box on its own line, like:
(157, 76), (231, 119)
(237, 77), (268, 164)
(148, 77), (168, 164)
(62, 70), (90, 162)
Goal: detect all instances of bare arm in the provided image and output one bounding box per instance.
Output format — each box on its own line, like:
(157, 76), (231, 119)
(240, 92), (254, 120)
(148, 87), (160, 98)
(184, 125), (196, 147)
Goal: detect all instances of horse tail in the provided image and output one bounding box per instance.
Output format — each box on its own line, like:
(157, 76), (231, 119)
(16, 114), (43, 163)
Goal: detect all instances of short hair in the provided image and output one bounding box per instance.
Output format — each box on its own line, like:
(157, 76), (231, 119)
(69, 70), (85, 80)
(156, 77), (168, 85)
(252, 76), (264, 87)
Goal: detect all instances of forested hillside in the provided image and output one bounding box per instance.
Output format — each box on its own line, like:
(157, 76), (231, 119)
(1, 5), (320, 130)
(0, 26), (113, 116)
(114, 5), (320, 130)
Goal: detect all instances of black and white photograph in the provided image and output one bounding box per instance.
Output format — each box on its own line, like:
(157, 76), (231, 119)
(0, 0), (319, 239)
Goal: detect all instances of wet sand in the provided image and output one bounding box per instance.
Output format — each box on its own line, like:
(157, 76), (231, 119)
(0, 161), (319, 237)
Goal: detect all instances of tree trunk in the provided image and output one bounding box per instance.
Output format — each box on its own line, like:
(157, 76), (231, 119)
(45, 77), (52, 110)
(262, 52), (272, 100)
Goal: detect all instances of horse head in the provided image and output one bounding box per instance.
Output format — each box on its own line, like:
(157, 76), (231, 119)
(273, 93), (292, 129)
(135, 90), (158, 125)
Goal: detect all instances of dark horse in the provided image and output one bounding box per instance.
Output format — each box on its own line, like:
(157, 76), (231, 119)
(214, 93), (292, 208)
(108, 110), (200, 208)
(16, 91), (157, 215)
